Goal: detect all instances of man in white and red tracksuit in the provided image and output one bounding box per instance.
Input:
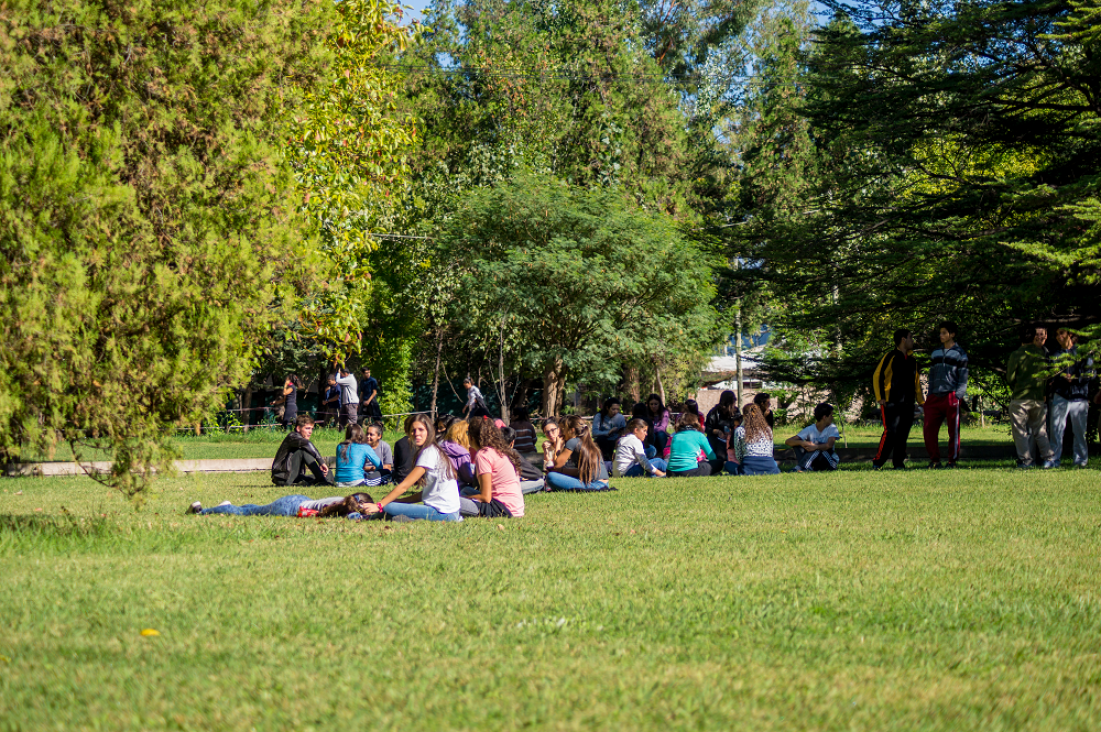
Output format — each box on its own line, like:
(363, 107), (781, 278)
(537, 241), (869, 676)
(923, 320), (969, 468)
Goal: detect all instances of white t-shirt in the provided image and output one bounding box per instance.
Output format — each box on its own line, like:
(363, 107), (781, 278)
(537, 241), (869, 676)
(298, 496), (344, 511)
(613, 434), (654, 476)
(416, 445), (461, 515)
(796, 423), (840, 446)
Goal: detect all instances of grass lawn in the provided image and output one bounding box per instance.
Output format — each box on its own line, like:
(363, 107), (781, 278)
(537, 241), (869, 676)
(2, 464), (1099, 730)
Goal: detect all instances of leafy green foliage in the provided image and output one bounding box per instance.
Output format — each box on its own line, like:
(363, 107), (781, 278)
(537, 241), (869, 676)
(0, 0), (334, 497)
(442, 174), (724, 414)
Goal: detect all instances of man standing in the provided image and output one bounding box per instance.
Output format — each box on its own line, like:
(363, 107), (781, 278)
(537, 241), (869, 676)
(1047, 328), (1093, 468)
(335, 366), (359, 427)
(271, 415), (332, 486)
(1006, 325), (1055, 469)
(360, 367), (382, 421)
(872, 328), (924, 470)
(923, 321), (969, 468)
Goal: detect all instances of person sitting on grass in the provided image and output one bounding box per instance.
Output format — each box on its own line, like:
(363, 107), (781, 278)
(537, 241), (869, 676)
(544, 415), (612, 491)
(334, 424), (387, 487)
(362, 414), (462, 522)
(613, 418), (667, 478)
(666, 412), (720, 477)
(439, 419), (477, 488)
(271, 414), (332, 487)
(724, 409), (745, 475)
(501, 426), (546, 493)
(365, 423), (393, 473)
(189, 492), (373, 518)
(592, 397), (627, 460)
(459, 419), (525, 518)
(740, 404), (780, 476)
(785, 403), (842, 473)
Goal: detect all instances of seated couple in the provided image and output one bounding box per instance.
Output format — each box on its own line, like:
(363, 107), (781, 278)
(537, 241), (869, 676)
(541, 415), (614, 491)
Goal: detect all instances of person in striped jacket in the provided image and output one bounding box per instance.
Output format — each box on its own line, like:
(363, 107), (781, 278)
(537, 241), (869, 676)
(923, 321), (969, 468)
(872, 328), (924, 470)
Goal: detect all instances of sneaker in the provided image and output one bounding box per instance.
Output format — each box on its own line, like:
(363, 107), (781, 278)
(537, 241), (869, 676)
(928, 461), (942, 470)
(187, 501), (202, 514)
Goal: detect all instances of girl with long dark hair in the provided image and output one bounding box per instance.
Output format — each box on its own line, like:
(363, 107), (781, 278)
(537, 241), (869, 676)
(364, 414), (462, 521)
(545, 415), (611, 491)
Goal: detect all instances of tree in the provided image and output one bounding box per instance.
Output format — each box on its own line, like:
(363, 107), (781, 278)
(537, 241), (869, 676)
(0, 0), (335, 497)
(442, 174), (724, 415)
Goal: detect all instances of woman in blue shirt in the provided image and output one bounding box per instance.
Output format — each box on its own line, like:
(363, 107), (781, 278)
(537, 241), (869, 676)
(335, 424), (384, 487)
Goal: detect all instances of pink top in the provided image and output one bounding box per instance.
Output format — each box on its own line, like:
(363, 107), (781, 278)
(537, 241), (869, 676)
(474, 447), (524, 517)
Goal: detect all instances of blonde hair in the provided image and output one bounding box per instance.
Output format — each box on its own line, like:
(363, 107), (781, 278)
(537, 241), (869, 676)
(444, 420), (471, 448)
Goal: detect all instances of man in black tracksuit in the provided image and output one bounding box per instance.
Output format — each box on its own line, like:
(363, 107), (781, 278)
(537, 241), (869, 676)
(872, 328), (924, 469)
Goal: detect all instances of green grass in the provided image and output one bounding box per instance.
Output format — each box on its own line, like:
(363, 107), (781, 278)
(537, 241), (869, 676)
(2, 465), (1099, 730)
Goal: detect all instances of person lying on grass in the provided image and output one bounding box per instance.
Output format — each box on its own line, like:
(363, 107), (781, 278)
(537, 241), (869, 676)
(458, 418), (525, 518)
(188, 492), (374, 518)
(666, 412), (722, 477)
(544, 415), (612, 491)
(613, 418), (667, 478)
(361, 414), (463, 522)
(335, 424), (388, 488)
(271, 414), (332, 487)
(784, 402), (841, 473)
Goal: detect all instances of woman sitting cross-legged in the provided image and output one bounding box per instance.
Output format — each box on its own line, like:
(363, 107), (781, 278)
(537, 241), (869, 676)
(459, 418), (525, 518)
(666, 412), (722, 477)
(544, 415), (613, 491)
(740, 404), (781, 476)
(188, 492), (374, 518)
(361, 414), (463, 522)
(613, 418), (667, 478)
(334, 424), (389, 488)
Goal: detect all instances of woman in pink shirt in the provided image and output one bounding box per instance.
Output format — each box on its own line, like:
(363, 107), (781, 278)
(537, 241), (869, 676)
(459, 418), (524, 518)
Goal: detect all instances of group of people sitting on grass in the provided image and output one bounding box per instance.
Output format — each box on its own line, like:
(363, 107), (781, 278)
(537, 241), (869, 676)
(187, 389), (845, 523)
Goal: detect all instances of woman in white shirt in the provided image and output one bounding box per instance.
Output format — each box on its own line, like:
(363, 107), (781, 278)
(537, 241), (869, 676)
(364, 414), (462, 522)
(613, 419), (667, 478)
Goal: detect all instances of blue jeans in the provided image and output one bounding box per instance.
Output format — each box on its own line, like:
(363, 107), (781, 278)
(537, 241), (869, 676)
(622, 458), (667, 477)
(741, 456), (781, 476)
(546, 472), (610, 491)
(201, 494), (309, 516)
(1049, 395), (1089, 466)
(383, 502), (462, 522)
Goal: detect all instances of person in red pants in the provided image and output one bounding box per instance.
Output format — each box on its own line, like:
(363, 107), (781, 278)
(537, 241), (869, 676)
(923, 321), (969, 468)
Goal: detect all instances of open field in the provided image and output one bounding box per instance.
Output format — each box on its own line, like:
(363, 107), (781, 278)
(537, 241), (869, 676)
(2, 465), (1099, 731)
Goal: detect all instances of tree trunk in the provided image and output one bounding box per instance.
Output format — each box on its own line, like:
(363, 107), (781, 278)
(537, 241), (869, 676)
(542, 358), (564, 416)
(430, 328), (443, 420)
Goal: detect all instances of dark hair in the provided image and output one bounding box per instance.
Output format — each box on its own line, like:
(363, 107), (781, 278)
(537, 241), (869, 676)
(893, 328), (911, 346)
(294, 414), (314, 429)
(599, 397), (621, 419)
(408, 414), (454, 485)
(718, 390), (737, 418)
(939, 320), (959, 338)
(753, 392), (771, 410)
(468, 418), (522, 474)
(813, 402), (835, 422)
(676, 411), (701, 432)
(338, 423), (366, 461)
(559, 415), (603, 484)
(318, 492), (375, 518)
(743, 404), (771, 443)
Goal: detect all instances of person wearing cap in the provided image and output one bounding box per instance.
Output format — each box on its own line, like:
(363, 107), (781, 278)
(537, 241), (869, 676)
(1048, 327), (1094, 468)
